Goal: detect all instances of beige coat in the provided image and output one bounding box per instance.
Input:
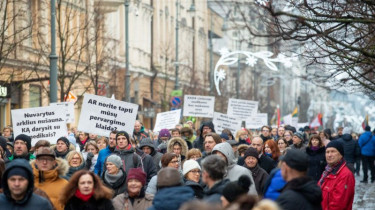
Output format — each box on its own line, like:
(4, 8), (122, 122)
(112, 192), (154, 210)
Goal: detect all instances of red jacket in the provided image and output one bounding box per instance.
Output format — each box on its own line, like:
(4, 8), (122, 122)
(319, 161), (355, 210)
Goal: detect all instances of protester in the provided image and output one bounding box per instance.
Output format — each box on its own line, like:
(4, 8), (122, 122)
(245, 136), (275, 174)
(102, 154), (127, 197)
(155, 128), (171, 153)
(64, 151), (86, 180)
(235, 129), (250, 145)
(277, 138), (288, 155)
(358, 125), (375, 183)
(319, 131), (330, 146)
(276, 126), (285, 140)
(243, 147), (269, 196)
(186, 148), (202, 161)
(9, 134), (35, 161)
(276, 149), (322, 209)
(82, 141), (99, 172)
(76, 132), (89, 151)
(171, 128), (182, 138)
(212, 142), (257, 195)
(319, 141), (355, 210)
(263, 140), (281, 164)
(193, 121), (216, 152)
(96, 136), (108, 151)
(133, 141), (157, 184)
(181, 126), (197, 146)
(283, 130), (293, 145)
(32, 147), (69, 210)
(94, 131), (117, 176)
(167, 137), (188, 167)
(237, 144), (249, 158)
(221, 128), (234, 140)
(0, 137), (10, 161)
(149, 168), (194, 210)
(112, 168), (154, 210)
(139, 137), (163, 171)
(289, 132), (307, 151)
(60, 170), (114, 210)
(221, 175), (252, 208)
(133, 120), (149, 143)
(337, 131), (360, 173)
(260, 126), (272, 142)
(113, 131), (142, 174)
(0, 159), (53, 209)
(2, 126), (13, 142)
(263, 167), (286, 201)
(306, 134), (326, 181)
(200, 132), (222, 162)
(6, 142), (13, 156)
(183, 159), (204, 198)
(201, 155), (229, 203)
(53, 137), (73, 159)
(146, 153), (180, 195)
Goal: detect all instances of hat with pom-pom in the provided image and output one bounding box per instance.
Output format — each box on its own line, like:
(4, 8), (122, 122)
(222, 175), (252, 202)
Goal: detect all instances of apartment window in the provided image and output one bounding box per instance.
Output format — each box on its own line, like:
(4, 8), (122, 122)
(29, 85), (41, 107)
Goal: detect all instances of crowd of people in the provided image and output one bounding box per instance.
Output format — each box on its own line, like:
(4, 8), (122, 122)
(0, 120), (373, 210)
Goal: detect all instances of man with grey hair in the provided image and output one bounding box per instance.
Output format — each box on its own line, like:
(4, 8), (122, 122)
(202, 155), (229, 203)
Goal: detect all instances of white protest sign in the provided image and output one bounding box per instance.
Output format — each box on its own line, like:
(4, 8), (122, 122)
(213, 112), (242, 134)
(153, 109), (181, 132)
(245, 113), (268, 129)
(11, 106), (68, 146)
(227, 98), (259, 120)
(282, 114), (292, 125)
(78, 94), (138, 137)
(50, 102), (75, 123)
(183, 95), (215, 118)
(292, 117), (298, 128)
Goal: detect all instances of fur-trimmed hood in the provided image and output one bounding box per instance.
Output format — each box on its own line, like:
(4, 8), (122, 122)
(50, 143), (76, 152)
(31, 157), (69, 180)
(167, 137), (188, 157)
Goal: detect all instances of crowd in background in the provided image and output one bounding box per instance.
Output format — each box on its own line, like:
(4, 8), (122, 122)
(0, 119), (373, 210)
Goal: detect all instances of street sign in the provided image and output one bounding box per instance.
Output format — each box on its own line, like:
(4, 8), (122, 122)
(65, 91), (77, 103)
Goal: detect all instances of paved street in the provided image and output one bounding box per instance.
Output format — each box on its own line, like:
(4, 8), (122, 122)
(353, 171), (375, 209)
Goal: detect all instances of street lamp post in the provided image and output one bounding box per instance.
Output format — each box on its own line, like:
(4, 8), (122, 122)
(175, 0), (180, 90)
(50, 0), (58, 103)
(209, 11), (214, 95)
(125, 0), (131, 102)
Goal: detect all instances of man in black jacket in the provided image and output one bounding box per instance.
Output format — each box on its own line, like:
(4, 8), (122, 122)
(0, 159), (53, 209)
(193, 121), (216, 152)
(276, 150), (322, 210)
(337, 131), (360, 173)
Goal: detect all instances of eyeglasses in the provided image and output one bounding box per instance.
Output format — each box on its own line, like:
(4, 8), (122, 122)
(37, 157), (54, 162)
(190, 170), (201, 174)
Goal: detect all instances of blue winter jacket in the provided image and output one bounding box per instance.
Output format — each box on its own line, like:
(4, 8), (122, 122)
(148, 186), (194, 210)
(263, 168), (287, 201)
(94, 146), (113, 175)
(358, 131), (375, 156)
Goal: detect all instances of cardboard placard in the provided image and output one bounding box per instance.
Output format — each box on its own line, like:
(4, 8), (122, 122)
(77, 94), (138, 137)
(227, 98), (259, 120)
(246, 113), (268, 129)
(153, 109), (181, 132)
(50, 102), (75, 123)
(213, 112), (242, 134)
(183, 95), (215, 118)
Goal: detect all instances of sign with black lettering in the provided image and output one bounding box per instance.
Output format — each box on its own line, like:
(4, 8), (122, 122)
(183, 95), (215, 118)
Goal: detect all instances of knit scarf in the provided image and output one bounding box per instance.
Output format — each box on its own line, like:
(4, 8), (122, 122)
(310, 146), (320, 151)
(75, 189), (94, 202)
(104, 169), (124, 185)
(319, 158), (345, 186)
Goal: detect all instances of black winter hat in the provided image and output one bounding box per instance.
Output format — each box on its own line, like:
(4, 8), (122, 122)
(57, 137), (70, 148)
(326, 140), (344, 156)
(116, 131), (130, 142)
(280, 149), (308, 172)
(15, 134), (32, 151)
(243, 147), (259, 161)
(7, 166), (30, 180)
(365, 125), (371, 132)
(222, 175), (252, 202)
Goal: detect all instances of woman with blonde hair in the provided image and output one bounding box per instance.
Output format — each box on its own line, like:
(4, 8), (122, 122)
(235, 129), (250, 145)
(64, 151), (86, 180)
(61, 170), (113, 210)
(83, 141), (99, 172)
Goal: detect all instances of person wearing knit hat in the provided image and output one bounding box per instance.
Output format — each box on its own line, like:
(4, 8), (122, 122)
(158, 129), (171, 140)
(243, 147), (268, 195)
(290, 132), (307, 151)
(221, 175), (251, 207)
(0, 136), (11, 158)
(112, 167), (154, 209)
(9, 134), (35, 161)
(103, 154), (127, 197)
(55, 137), (71, 159)
(318, 140), (355, 210)
(0, 159), (53, 209)
(183, 160), (204, 198)
(113, 131), (142, 175)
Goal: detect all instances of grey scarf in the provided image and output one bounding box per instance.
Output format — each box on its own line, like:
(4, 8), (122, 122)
(104, 169), (123, 184)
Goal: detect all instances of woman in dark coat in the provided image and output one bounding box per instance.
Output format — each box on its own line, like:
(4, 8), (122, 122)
(306, 134), (326, 181)
(61, 170), (114, 210)
(101, 155), (127, 197)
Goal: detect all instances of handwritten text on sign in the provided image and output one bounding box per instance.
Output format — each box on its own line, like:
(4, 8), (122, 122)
(227, 99), (259, 120)
(153, 109), (181, 132)
(213, 112), (242, 134)
(11, 106), (68, 146)
(183, 95), (215, 118)
(78, 94), (138, 137)
(246, 113), (268, 129)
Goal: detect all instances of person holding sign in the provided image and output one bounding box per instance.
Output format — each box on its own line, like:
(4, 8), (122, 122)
(113, 131), (142, 174)
(8, 134), (35, 161)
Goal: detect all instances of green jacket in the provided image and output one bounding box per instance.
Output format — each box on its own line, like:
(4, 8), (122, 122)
(8, 153), (36, 161)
